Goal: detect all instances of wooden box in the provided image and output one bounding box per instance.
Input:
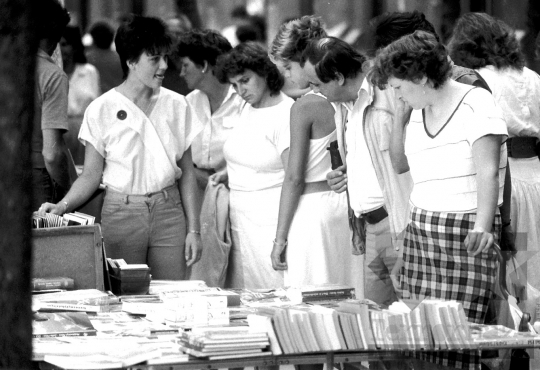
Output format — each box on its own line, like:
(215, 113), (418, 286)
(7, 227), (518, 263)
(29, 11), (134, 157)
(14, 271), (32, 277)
(32, 224), (105, 290)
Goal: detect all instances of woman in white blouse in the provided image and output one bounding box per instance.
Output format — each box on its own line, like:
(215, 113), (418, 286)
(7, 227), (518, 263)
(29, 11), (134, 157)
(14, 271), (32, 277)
(176, 30), (245, 202)
(39, 15), (202, 280)
(211, 42), (294, 289)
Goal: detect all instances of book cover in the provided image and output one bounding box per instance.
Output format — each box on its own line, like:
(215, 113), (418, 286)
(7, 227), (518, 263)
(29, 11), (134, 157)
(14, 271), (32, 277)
(448, 302), (472, 349)
(369, 310), (385, 350)
(302, 307), (332, 351)
(247, 314), (283, 355)
(43, 346), (162, 369)
(419, 301), (435, 350)
(402, 312), (417, 351)
(287, 309), (309, 353)
(424, 301), (447, 350)
(33, 312), (97, 338)
(470, 324), (540, 349)
(386, 313), (401, 350)
(337, 312), (358, 350)
(310, 305), (342, 351)
(439, 305), (460, 350)
(332, 310), (348, 350)
(32, 277), (75, 291)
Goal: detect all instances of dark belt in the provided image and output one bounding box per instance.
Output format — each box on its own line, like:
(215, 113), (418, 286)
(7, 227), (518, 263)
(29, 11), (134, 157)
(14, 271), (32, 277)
(507, 137), (539, 158)
(361, 206), (388, 225)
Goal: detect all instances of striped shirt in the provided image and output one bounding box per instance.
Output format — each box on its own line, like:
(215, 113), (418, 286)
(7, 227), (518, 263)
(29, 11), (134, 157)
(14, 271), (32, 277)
(405, 87), (508, 213)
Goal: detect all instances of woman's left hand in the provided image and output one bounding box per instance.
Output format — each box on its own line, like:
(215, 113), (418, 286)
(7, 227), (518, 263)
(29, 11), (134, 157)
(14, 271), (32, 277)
(185, 232), (202, 266)
(465, 227), (494, 256)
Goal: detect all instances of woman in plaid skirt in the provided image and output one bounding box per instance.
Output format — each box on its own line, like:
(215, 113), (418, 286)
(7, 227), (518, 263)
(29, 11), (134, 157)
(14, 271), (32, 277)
(371, 31), (508, 369)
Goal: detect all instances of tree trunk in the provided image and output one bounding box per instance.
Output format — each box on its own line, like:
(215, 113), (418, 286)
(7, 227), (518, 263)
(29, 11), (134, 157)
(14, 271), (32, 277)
(176, 0), (202, 29)
(0, 0), (36, 368)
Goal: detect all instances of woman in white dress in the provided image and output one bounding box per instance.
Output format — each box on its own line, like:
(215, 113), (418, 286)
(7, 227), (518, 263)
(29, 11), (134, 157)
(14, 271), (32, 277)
(39, 15), (202, 280)
(211, 42), (294, 289)
(449, 13), (540, 285)
(268, 16), (363, 293)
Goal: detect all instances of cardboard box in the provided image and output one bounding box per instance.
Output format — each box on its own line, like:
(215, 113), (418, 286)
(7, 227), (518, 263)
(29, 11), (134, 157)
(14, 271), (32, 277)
(32, 225), (105, 290)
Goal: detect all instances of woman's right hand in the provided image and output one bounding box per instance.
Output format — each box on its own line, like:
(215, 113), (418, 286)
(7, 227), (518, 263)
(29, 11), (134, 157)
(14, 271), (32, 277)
(209, 169), (228, 186)
(37, 202), (65, 217)
(271, 240), (288, 271)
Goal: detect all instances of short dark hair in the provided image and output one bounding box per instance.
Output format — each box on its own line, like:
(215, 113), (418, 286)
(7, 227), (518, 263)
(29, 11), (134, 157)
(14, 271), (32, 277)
(447, 12), (524, 70)
(35, 0), (70, 44)
(176, 29), (232, 67)
(62, 26), (87, 64)
(114, 15), (173, 79)
(301, 37), (366, 83)
(89, 21), (115, 49)
(371, 30), (451, 90)
(372, 11), (439, 49)
(216, 41), (284, 95)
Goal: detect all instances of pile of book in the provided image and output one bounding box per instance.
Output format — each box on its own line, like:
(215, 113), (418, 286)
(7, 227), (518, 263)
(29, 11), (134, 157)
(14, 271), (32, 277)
(32, 211), (96, 228)
(33, 289), (122, 313)
(178, 326), (272, 360)
(246, 298), (540, 354)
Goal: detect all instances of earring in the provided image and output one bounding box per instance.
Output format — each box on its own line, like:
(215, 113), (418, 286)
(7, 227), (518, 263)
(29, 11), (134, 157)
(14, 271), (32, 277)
(422, 83), (426, 95)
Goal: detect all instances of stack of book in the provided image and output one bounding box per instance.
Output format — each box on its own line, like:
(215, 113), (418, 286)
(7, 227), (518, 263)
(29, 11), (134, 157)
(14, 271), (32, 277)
(246, 298), (540, 355)
(33, 289), (122, 313)
(32, 211), (95, 228)
(178, 326), (272, 360)
(122, 294), (230, 328)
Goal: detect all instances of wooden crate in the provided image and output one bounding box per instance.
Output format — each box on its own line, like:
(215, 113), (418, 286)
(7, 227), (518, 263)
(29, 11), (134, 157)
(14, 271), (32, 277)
(32, 224), (105, 290)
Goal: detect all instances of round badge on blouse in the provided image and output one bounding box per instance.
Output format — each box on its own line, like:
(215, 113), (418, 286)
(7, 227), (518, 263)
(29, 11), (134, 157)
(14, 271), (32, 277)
(117, 110), (127, 120)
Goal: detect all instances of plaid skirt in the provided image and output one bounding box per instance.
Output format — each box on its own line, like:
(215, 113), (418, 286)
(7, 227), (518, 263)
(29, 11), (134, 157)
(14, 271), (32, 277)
(402, 205), (501, 370)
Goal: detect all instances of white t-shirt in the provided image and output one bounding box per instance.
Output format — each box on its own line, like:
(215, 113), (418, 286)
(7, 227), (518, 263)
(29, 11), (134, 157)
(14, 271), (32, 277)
(478, 65), (540, 139)
(186, 86), (244, 171)
(405, 87), (508, 212)
(223, 94), (294, 192)
(79, 88), (200, 194)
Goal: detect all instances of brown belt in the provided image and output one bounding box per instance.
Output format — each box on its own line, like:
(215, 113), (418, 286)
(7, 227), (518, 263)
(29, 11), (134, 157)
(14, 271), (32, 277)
(361, 206), (388, 225)
(507, 137), (539, 158)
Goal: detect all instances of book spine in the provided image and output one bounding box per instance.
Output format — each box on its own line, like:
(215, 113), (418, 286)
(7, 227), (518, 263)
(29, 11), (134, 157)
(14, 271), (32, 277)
(473, 338), (540, 349)
(302, 289), (355, 299)
(33, 330), (97, 338)
(32, 278), (74, 291)
(37, 302), (103, 312)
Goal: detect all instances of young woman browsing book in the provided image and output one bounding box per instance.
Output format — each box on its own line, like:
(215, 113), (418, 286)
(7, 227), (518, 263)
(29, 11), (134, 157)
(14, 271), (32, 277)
(38, 15), (202, 280)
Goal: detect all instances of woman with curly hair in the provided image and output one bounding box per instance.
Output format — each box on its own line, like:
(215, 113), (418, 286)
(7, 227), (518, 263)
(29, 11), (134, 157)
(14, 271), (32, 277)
(267, 16), (363, 294)
(372, 30), (508, 369)
(211, 42), (294, 289)
(448, 13), (540, 274)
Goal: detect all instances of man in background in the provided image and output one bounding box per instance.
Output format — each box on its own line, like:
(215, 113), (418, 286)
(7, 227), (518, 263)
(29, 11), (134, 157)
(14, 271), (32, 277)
(33, 0), (72, 206)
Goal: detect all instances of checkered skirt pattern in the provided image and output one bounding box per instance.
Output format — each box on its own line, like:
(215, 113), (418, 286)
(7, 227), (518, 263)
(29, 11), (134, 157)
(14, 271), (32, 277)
(402, 205), (501, 370)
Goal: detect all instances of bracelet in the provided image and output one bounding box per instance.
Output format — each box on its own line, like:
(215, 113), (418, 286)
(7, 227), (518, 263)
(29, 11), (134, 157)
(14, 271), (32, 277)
(62, 201), (69, 213)
(188, 230), (201, 235)
(273, 239), (288, 248)
(502, 221), (511, 228)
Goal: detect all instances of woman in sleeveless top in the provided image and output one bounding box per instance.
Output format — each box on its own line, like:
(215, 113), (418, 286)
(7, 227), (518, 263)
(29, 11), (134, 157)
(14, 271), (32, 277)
(269, 16), (363, 293)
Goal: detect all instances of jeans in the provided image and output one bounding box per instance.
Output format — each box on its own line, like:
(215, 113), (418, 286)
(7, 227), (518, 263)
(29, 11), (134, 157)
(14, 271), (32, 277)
(101, 185), (187, 280)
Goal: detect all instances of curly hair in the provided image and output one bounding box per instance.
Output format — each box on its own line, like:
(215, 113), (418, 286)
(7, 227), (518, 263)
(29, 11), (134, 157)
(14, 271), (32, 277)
(447, 12), (524, 70)
(301, 37), (366, 83)
(370, 30), (451, 90)
(114, 15), (173, 79)
(216, 41), (284, 95)
(269, 15), (327, 63)
(176, 29), (232, 67)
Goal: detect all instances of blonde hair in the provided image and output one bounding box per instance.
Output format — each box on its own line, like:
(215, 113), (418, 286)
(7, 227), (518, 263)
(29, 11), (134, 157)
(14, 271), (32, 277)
(269, 15), (327, 63)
